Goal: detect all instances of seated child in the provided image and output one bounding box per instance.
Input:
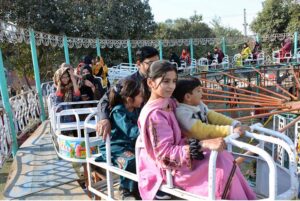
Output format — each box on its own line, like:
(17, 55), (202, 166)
(173, 76), (247, 140)
(137, 61), (256, 200)
(96, 79), (143, 200)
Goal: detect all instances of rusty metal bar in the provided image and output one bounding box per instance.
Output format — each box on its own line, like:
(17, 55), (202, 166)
(200, 78), (283, 102)
(236, 107), (300, 121)
(221, 72), (291, 101)
(252, 67), (298, 100)
(201, 87), (281, 103)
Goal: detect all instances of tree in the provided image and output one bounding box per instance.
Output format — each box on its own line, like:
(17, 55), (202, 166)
(210, 17), (243, 56)
(251, 0), (291, 35)
(154, 13), (214, 59)
(0, 0), (156, 84)
(250, 0), (300, 52)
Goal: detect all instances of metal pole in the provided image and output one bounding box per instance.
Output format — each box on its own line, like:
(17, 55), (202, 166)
(294, 32), (298, 59)
(96, 38), (101, 57)
(256, 34), (260, 43)
(29, 29), (46, 121)
(159, 40), (163, 60)
(222, 37), (226, 55)
(0, 49), (18, 156)
(189, 38), (194, 75)
(63, 35), (70, 64)
(127, 39), (132, 66)
(189, 38), (194, 61)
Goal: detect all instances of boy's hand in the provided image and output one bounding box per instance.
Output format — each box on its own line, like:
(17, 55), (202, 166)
(233, 125), (250, 136)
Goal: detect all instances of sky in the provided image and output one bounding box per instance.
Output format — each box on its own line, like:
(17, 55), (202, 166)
(148, 0), (265, 35)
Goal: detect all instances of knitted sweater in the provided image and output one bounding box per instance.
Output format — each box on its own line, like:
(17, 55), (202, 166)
(176, 102), (240, 140)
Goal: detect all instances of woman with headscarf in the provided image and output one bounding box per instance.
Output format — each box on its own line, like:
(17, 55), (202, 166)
(241, 42), (252, 61)
(81, 65), (105, 100)
(279, 38), (292, 62)
(252, 41), (261, 60)
(93, 56), (110, 89)
(180, 48), (191, 65)
(53, 63), (81, 123)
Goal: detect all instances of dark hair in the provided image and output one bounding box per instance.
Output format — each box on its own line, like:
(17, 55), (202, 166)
(81, 65), (93, 75)
(109, 79), (143, 109)
(136, 46), (159, 62)
(243, 42), (249, 47)
(148, 60), (177, 84)
(173, 77), (202, 103)
(84, 55), (92, 65)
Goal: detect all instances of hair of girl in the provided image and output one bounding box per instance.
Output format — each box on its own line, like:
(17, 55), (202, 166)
(108, 79), (143, 110)
(147, 60), (178, 87)
(173, 76), (202, 103)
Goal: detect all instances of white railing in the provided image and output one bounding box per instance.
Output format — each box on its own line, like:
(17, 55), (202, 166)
(41, 81), (55, 110)
(9, 90), (41, 138)
(0, 109), (12, 169)
(83, 111), (298, 200)
(47, 92), (100, 163)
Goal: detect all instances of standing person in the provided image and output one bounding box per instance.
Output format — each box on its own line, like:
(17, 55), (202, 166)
(137, 60), (256, 200)
(213, 47), (225, 63)
(96, 79), (143, 200)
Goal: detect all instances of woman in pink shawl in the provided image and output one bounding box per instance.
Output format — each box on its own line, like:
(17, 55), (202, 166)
(137, 60), (256, 200)
(279, 38), (292, 62)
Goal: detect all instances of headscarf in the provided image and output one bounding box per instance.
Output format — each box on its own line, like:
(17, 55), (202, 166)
(80, 65), (93, 76)
(53, 63), (74, 102)
(93, 57), (109, 87)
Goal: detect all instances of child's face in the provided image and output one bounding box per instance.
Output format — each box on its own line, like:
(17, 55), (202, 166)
(149, 71), (177, 99)
(132, 92), (144, 108)
(61, 72), (70, 85)
(188, 86), (203, 106)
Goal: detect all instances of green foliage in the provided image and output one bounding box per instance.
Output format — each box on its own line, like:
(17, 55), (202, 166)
(210, 17), (243, 57)
(154, 13), (214, 59)
(0, 0), (155, 83)
(250, 0), (300, 52)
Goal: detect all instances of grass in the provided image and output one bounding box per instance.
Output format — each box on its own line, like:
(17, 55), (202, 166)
(0, 158), (13, 200)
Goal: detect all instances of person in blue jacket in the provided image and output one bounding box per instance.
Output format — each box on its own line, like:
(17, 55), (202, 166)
(96, 79), (143, 200)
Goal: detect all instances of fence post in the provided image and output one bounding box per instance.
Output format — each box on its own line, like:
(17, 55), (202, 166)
(29, 29), (46, 121)
(222, 37), (226, 55)
(63, 35), (70, 64)
(256, 34), (260, 43)
(159, 40), (163, 60)
(0, 49), (18, 156)
(96, 38), (101, 57)
(294, 32), (298, 59)
(127, 39), (132, 66)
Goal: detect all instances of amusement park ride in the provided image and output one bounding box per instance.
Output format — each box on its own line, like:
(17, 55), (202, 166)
(45, 55), (300, 200)
(1, 20), (300, 200)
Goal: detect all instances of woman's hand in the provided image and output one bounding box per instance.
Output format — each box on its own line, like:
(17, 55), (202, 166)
(84, 80), (96, 92)
(200, 137), (226, 152)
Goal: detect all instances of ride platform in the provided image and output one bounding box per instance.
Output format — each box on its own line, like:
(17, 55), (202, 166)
(2, 120), (89, 200)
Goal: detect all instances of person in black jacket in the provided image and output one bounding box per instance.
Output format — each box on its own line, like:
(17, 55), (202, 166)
(169, 52), (181, 67)
(96, 46), (159, 139)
